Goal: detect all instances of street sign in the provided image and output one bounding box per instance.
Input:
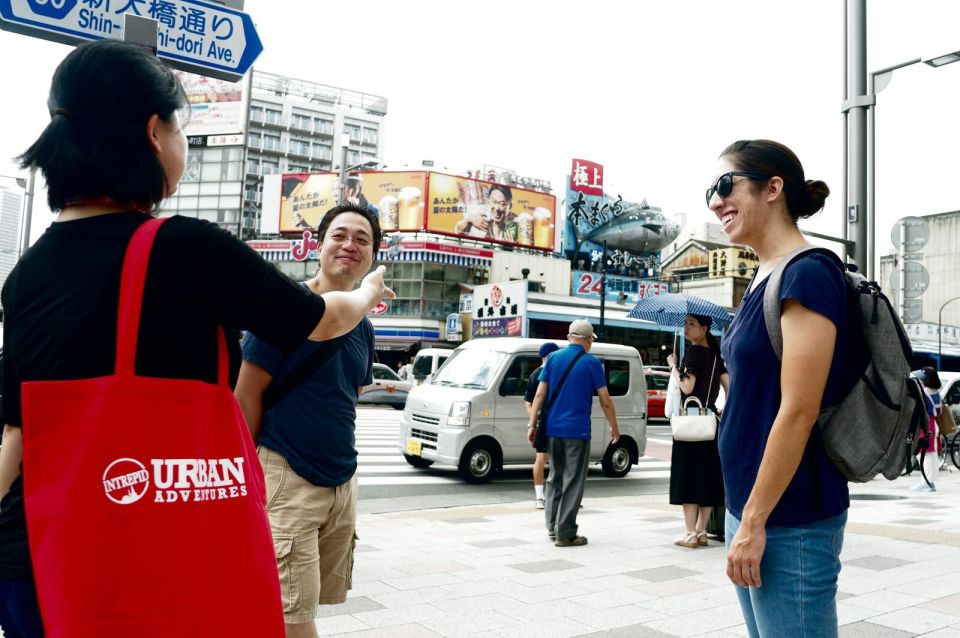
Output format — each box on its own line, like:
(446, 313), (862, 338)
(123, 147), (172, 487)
(890, 216), (929, 253)
(901, 299), (922, 324)
(890, 261), (930, 300)
(0, 0), (262, 82)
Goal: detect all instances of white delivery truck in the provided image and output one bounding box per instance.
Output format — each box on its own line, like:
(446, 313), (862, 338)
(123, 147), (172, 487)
(398, 338), (648, 483)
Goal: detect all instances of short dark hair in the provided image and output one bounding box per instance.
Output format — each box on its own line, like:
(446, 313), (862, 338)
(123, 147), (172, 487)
(488, 184), (512, 203)
(719, 139), (829, 221)
(17, 40), (188, 211)
(316, 202), (382, 258)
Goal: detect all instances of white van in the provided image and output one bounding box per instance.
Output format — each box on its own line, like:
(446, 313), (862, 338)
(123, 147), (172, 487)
(398, 338), (648, 483)
(411, 347), (454, 385)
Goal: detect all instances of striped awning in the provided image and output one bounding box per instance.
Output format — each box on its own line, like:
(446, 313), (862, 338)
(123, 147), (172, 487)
(376, 249), (492, 267)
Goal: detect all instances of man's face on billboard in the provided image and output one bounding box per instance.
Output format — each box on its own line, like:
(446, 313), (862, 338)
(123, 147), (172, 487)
(489, 189), (510, 222)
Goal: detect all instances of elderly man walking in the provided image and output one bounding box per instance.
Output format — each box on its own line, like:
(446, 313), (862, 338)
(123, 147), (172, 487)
(527, 320), (620, 547)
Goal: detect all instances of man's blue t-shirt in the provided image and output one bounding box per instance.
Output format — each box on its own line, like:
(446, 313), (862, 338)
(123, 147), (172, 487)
(242, 312), (374, 488)
(539, 343), (606, 440)
(719, 253), (850, 527)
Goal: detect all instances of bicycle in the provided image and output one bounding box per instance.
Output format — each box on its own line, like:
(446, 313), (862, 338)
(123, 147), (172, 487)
(944, 431), (960, 471)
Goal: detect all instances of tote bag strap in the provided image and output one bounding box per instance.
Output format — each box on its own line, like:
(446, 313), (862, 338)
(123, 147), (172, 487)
(115, 217), (230, 386)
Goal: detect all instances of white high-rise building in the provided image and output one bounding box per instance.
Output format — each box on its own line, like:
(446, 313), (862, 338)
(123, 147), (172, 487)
(0, 185), (22, 289)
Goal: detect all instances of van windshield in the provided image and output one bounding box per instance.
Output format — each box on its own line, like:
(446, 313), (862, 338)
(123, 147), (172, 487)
(432, 350), (507, 389)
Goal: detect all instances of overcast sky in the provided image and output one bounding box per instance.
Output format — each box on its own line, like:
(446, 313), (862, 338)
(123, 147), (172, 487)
(1, 0), (958, 273)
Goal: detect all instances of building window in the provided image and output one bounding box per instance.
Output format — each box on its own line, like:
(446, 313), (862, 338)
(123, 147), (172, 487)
(248, 131), (261, 148)
(264, 109), (282, 125)
(312, 144), (332, 161)
(362, 128), (378, 145)
(261, 159), (279, 175)
(289, 137), (310, 156)
(344, 124), (361, 142)
(313, 118), (333, 135)
(290, 113), (311, 130)
(263, 134), (281, 151)
(250, 105), (263, 123)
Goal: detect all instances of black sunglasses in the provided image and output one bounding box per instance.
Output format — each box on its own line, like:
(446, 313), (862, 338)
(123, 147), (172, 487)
(705, 172), (769, 206)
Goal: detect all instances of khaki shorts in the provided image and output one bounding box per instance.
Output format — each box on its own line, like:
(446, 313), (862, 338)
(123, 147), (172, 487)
(258, 446), (358, 624)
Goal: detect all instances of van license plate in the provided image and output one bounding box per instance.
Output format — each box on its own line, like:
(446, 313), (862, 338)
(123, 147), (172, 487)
(406, 439), (422, 456)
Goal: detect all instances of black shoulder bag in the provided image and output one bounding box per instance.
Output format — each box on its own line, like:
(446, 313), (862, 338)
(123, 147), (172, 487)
(262, 335), (346, 411)
(534, 351), (586, 449)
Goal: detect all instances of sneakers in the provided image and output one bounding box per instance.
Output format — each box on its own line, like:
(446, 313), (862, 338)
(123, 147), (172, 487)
(912, 483), (937, 492)
(674, 531), (699, 548)
(555, 535), (588, 547)
(535, 498), (545, 510)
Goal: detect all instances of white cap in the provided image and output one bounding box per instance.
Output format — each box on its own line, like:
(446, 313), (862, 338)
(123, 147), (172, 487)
(568, 319), (595, 340)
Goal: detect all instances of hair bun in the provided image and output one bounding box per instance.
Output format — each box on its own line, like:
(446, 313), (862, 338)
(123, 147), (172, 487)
(799, 179), (830, 219)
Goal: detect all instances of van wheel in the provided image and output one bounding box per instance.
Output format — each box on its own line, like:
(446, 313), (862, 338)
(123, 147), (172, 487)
(404, 454), (433, 469)
(459, 439), (500, 483)
(601, 440), (633, 478)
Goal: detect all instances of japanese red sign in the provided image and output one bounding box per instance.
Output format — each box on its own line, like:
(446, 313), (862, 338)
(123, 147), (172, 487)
(569, 159), (604, 196)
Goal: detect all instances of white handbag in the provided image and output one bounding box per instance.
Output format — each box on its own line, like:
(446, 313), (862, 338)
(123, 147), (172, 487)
(670, 397), (718, 441)
(669, 354), (718, 442)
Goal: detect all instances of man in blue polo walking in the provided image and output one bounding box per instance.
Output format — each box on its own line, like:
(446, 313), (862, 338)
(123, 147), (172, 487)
(527, 319), (620, 547)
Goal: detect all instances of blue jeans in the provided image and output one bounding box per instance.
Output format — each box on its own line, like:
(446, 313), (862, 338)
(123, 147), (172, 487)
(726, 510), (846, 638)
(0, 579), (44, 638)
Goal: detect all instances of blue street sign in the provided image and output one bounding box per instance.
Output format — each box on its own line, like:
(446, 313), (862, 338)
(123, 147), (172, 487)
(0, 0), (263, 81)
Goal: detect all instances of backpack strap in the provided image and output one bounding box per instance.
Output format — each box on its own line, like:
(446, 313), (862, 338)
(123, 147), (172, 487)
(762, 245), (845, 361)
(544, 350), (587, 414)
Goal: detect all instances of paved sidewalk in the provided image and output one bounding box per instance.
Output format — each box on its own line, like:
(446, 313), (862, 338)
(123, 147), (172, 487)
(310, 465), (960, 638)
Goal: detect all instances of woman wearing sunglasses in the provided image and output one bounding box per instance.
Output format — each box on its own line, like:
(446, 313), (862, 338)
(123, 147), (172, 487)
(708, 140), (848, 637)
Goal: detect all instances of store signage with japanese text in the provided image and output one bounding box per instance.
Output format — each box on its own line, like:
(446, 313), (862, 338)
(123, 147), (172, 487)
(471, 281), (528, 338)
(569, 159), (603, 196)
(571, 271), (670, 304)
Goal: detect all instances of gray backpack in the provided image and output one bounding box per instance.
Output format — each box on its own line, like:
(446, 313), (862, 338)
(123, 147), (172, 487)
(762, 246), (926, 482)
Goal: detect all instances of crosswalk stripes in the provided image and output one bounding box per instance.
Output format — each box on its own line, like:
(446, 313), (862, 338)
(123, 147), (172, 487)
(355, 407), (673, 487)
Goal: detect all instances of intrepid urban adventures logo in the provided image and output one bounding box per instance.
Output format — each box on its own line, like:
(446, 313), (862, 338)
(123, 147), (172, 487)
(102, 457), (248, 505)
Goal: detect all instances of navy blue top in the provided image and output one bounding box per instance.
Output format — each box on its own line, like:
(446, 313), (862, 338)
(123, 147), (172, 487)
(719, 253), (850, 527)
(539, 344), (606, 439)
(243, 304), (374, 488)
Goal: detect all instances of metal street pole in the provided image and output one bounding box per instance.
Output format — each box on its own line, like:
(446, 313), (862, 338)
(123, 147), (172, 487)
(599, 240), (607, 339)
(20, 167), (36, 255)
(842, 0), (868, 275)
(938, 297), (960, 371)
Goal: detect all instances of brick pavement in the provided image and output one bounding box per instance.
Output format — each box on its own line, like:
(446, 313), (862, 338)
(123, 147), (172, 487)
(311, 465), (960, 637)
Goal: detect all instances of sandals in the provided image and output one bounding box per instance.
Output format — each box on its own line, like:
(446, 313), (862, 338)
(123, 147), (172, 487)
(696, 530), (708, 546)
(674, 531), (699, 548)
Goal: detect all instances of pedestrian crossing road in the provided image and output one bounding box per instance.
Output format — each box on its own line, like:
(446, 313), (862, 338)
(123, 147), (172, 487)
(355, 407), (673, 509)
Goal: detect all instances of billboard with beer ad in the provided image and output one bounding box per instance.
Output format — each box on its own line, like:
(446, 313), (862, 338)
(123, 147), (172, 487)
(278, 171), (428, 233)
(279, 173), (338, 232)
(353, 171), (428, 232)
(426, 173), (556, 250)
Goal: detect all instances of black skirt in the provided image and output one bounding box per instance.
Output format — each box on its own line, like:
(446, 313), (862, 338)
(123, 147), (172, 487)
(669, 438), (725, 506)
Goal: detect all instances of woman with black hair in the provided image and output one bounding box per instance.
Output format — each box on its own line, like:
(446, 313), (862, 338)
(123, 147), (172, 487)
(709, 139), (847, 637)
(0, 40), (392, 636)
(667, 314), (728, 548)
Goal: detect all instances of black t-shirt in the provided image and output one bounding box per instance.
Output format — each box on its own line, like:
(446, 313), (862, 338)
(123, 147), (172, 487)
(0, 212), (326, 579)
(524, 365), (544, 404)
(680, 345), (726, 411)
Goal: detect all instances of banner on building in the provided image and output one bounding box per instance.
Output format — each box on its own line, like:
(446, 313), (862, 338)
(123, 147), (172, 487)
(569, 159), (604, 196)
(471, 281), (528, 338)
(174, 70), (248, 137)
(426, 173), (555, 250)
(708, 247), (759, 280)
(571, 271), (670, 305)
(278, 173), (338, 232)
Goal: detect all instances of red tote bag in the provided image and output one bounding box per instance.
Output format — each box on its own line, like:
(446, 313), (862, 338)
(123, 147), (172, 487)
(21, 218), (284, 637)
